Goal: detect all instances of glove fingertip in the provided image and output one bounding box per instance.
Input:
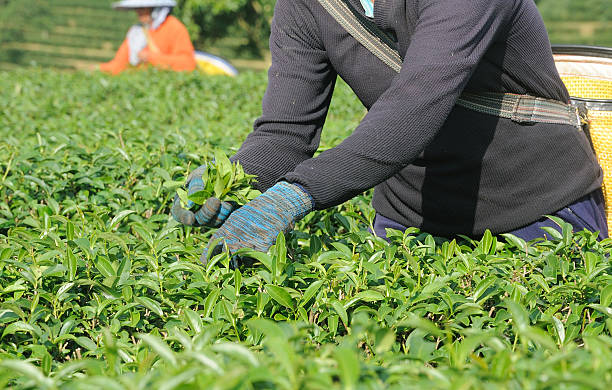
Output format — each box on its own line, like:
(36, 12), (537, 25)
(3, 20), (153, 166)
(171, 196), (184, 218)
(196, 198), (223, 224)
(180, 211), (197, 226)
(172, 197), (198, 226)
(187, 177), (204, 193)
(195, 207), (213, 226)
(204, 197), (222, 210)
(211, 201), (235, 226)
(219, 201), (235, 217)
(171, 196), (180, 214)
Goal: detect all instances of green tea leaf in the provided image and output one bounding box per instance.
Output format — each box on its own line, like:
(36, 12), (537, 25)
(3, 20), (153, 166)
(0, 360), (52, 387)
(300, 280), (324, 307)
(136, 297), (165, 318)
(75, 336), (98, 352)
(109, 210), (135, 231)
(265, 284), (295, 311)
(187, 190), (209, 206)
(213, 174), (225, 199)
(331, 300), (348, 329)
(95, 257), (116, 279)
(65, 246), (77, 282)
(589, 304), (612, 318)
(335, 347), (360, 390)
(139, 334), (177, 365)
(177, 188), (190, 208)
(2, 321), (40, 338)
(601, 284), (612, 307)
(214, 150), (232, 179)
(552, 316), (566, 345)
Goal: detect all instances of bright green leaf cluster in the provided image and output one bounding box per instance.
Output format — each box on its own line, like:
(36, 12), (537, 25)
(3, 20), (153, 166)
(180, 150), (260, 209)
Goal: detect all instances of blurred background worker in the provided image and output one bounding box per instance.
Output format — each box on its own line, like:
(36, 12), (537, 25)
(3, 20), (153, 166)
(100, 0), (196, 75)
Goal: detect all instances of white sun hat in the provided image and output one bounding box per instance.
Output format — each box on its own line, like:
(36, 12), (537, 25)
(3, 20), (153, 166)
(112, 0), (177, 9)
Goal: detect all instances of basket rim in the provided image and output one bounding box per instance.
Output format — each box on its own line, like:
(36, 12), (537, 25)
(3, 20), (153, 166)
(552, 45), (612, 59)
(571, 97), (612, 111)
(553, 45), (612, 105)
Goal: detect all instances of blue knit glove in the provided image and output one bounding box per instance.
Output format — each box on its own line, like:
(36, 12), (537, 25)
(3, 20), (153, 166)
(171, 164), (236, 227)
(201, 181), (314, 263)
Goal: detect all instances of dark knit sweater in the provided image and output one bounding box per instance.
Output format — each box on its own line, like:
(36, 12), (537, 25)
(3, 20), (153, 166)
(231, 0), (602, 236)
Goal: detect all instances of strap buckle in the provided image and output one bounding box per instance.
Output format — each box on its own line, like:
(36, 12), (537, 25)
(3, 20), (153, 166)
(510, 95), (537, 124)
(576, 103), (590, 127)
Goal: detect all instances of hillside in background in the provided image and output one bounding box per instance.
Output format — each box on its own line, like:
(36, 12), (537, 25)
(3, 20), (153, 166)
(0, 0), (610, 72)
(0, 0), (132, 71)
(538, 0), (612, 46)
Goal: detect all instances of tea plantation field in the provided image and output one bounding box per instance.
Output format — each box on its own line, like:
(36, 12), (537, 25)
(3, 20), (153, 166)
(0, 69), (611, 389)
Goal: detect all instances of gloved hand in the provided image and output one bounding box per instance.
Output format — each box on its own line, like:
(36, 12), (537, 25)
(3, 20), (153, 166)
(171, 164), (236, 227)
(201, 181), (314, 263)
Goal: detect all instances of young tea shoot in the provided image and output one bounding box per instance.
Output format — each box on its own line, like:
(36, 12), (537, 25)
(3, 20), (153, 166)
(177, 150), (260, 209)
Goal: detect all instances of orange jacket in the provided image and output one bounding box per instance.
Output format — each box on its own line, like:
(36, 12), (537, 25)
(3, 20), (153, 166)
(100, 15), (196, 75)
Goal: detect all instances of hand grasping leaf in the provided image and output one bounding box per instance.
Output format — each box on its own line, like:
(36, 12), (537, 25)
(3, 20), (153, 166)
(185, 150), (260, 209)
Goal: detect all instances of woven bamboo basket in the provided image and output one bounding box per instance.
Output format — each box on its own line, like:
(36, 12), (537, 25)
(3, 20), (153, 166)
(553, 45), (612, 232)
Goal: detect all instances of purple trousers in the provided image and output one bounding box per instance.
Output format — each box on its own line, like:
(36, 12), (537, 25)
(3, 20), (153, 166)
(373, 190), (608, 242)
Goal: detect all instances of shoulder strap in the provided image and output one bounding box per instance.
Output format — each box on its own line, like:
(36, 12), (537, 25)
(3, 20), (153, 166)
(317, 0), (402, 72)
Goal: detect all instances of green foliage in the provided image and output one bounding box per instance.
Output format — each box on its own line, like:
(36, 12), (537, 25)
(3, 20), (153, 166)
(0, 69), (611, 388)
(175, 0), (275, 58)
(537, 0), (612, 46)
(0, 0), (52, 37)
(538, 0), (612, 22)
(1, 0), (611, 72)
(0, 0), (52, 63)
(173, 0), (612, 56)
(0, 0), (132, 71)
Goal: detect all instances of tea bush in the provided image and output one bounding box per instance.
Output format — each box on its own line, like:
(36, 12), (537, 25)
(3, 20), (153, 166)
(0, 69), (611, 389)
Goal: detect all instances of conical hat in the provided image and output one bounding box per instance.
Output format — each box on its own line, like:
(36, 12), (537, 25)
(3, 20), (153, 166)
(112, 0), (176, 9)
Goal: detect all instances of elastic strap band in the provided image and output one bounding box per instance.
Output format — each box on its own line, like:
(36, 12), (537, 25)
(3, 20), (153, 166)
(457, 93), (583, 128)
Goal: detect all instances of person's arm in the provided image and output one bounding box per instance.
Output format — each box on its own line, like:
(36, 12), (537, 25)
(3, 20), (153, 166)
(282, 0), (513, 209)
(99, 38), (130, 75)
(231, 0), (337, 191)
(146, 19), (196, 71)
(172, 0), (334, 228)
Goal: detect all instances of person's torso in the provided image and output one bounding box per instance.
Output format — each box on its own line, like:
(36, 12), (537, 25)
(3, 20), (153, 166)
(292, 0), (600, 235)
(148, 15), (183, 54)
(305, 0), (570, 109)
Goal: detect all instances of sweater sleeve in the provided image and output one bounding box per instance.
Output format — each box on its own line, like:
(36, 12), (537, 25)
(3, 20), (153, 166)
(230, 0), (338, 192)
(283, 0), (513, 209)
(99, 38), (130, 75)
(147, 19), (196, 72)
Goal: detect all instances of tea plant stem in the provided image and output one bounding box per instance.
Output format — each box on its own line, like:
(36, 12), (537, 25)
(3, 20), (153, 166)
(119, 132), (126, 150)
(234, 323), (241, 342)
(1, 152), (15, 188)
(155, 181), (162, 198)
(155, 193), (172, 215)
(512, 331), (519, 352)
